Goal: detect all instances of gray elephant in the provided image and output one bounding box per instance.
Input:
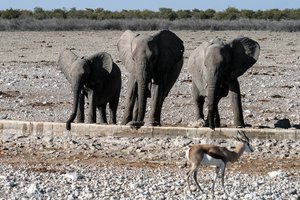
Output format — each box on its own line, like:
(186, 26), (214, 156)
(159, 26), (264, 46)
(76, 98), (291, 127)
(58, 49), (121, 130)
(188, 37), (260, 129)
(117, 30), (184, 128)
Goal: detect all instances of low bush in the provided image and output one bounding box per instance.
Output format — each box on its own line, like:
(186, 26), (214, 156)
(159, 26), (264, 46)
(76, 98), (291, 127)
(0, 18), (300, 31)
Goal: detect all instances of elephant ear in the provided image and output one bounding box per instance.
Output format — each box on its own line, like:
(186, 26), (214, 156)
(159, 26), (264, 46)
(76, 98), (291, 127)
(188, 41), (210, 74)
(152, 30), (184, 71)
(99, 52), (113, 74)
(187, 41), (211, 89)
(58, 49), (78, 70)
(117, 30), (139, 70)
(87, 52), (114, 74)
(229, 37), (260, 79)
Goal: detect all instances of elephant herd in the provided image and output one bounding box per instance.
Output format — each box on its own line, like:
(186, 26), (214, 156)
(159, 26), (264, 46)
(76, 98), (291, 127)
(58, 30), (260, 130)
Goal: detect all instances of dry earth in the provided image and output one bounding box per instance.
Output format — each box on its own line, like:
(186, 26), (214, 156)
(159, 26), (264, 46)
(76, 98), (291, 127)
(0, 31), (300, 199)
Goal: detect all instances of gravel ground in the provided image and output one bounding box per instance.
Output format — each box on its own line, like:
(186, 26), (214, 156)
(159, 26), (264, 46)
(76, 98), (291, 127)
(0, 133), (299, 199)
(0, 31), (300, 199)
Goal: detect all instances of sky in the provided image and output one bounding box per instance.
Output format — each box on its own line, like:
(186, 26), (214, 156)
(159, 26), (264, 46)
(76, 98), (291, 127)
(0, 0), (299, 11)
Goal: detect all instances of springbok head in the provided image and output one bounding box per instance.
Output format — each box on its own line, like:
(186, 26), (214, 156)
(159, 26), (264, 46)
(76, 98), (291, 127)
(234, 131), (254, 153)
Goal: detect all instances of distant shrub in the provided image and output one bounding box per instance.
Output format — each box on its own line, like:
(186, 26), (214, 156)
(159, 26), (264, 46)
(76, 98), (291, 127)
(1, 8), (21, 19)
(2, 7), (300, 21)
(0, 18), (300, 31)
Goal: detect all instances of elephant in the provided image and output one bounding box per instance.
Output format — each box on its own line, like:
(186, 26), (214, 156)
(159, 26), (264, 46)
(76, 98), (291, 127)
(58, 49), (121, 130)
(117, 30), (184, 128)
(188, 37), (260, 129)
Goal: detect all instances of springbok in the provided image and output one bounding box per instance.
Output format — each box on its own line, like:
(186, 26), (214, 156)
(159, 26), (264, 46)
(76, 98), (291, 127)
(184, 131), (254, 198)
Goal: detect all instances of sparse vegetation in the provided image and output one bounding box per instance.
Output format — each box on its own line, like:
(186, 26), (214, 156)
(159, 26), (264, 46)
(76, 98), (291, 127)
(1, 18), (300, 31)
(0, 7), (300, 31)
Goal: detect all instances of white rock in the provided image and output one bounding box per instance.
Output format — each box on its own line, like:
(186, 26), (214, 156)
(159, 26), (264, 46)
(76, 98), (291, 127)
(27, 183), (40, 195)
(64, 172), (83, 181)
(267, 170), (287, 177)
(0, 175), (6, 179)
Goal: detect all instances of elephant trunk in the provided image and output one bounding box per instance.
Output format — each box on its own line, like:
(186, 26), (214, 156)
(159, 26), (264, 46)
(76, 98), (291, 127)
(207, 83), (218, 130)
(136, 63), (149, 123)
(66, 74), (84, 130)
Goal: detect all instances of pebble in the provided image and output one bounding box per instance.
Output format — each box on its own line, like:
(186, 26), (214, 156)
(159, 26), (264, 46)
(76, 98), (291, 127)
(27, 182), (41, 195)
(63, 172), (84, 181)
(268, 170), (287, 178)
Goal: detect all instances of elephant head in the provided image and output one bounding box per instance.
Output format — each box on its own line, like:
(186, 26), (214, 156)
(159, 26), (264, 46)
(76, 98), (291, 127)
(58, 49), (115, 130)
(118, 30), (184, 127)
(188, 37), (260, 129)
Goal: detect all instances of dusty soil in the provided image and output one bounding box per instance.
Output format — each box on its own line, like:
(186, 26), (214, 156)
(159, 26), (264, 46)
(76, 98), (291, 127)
(0, 134), (299, 176)
(1, 149), (299, 176)
(0, 30), (300, 173)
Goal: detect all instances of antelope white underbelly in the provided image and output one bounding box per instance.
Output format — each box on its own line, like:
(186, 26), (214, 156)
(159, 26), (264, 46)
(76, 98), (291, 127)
(202, 153), (224, 167)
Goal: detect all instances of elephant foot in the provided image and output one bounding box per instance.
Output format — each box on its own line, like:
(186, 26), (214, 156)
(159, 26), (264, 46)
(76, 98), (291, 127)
(235, 121), (246, 128)
(66, 122), (71, 131)
(235, 123), (246, 128)
(188, 119), (206, 128)
(127, 121), (145, 129)
(108, 120), (117, 125)
(98, 122), (108, 125)
(121, 118), (131, 125)
(145, 121), (161, 127)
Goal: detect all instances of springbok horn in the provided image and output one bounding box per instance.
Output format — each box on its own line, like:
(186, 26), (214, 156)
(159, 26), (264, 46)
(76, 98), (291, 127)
(233, 136), (241, 141)
(239, 130), (250, 141)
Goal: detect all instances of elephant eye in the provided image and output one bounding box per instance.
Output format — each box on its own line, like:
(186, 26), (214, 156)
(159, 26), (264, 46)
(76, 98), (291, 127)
(131, 55), (136, 62)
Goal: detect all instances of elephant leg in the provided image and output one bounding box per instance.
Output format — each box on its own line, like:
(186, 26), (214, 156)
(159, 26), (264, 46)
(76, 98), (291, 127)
(108, 88), (120, 124)
(214, 110), (221, 128)
(132, 97), (139, 122)
(122, 76), (138, 125)
(149, 60), (182, 126)
(98, 105), (107, 124)
(229, 79), (245, 127)
(149, 83), (163, 126)
(189, 91), (206, 128)
(76, 92), (85, 123)
(214, 97), (222, 127)
(87, 90), (96, 124)
(192, 82), (205, 120)
(108, 98), (118, 124)
(153, 96), (165, 126)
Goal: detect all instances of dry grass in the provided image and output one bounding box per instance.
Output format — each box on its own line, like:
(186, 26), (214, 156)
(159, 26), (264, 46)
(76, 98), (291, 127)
(1, 18), (300, 31)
